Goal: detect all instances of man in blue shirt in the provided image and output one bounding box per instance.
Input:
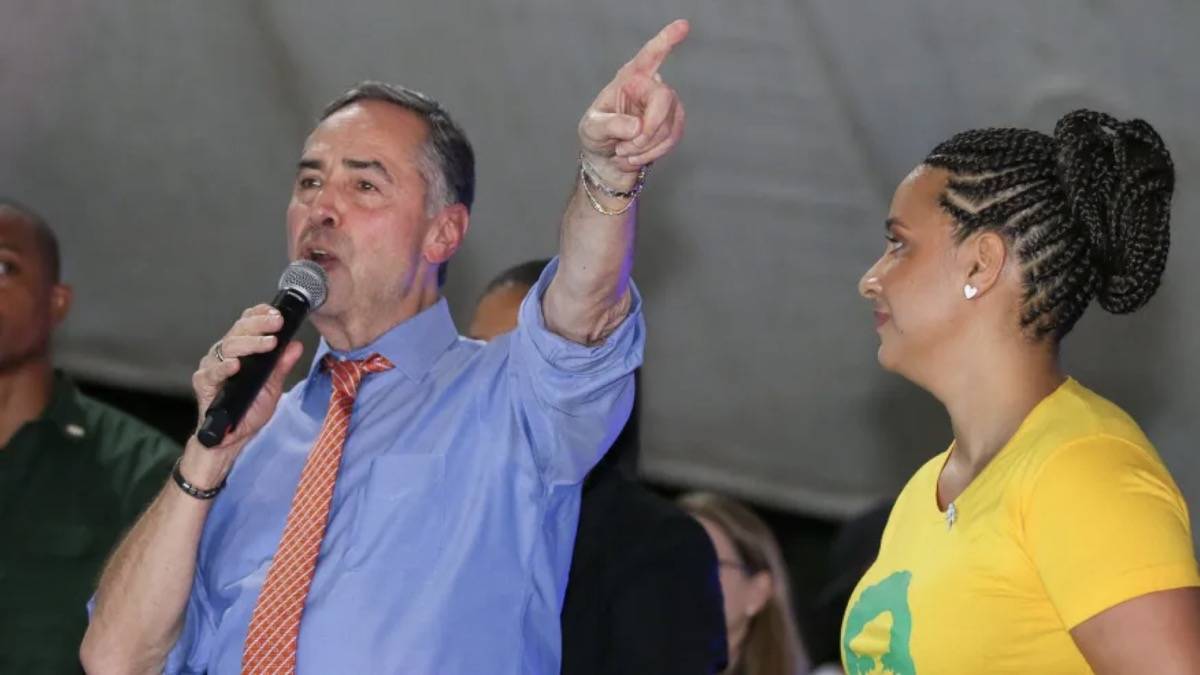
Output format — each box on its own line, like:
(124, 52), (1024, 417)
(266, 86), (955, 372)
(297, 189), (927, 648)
(82, 19), (691, 675)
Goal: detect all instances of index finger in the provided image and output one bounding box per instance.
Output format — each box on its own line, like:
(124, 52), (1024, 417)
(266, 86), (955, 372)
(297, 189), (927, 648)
(240, 303), (279, 319)
(625, 19), (690, 76)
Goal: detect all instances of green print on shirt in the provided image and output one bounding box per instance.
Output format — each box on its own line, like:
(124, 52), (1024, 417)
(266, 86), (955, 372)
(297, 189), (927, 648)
(843, 570), (916, 675)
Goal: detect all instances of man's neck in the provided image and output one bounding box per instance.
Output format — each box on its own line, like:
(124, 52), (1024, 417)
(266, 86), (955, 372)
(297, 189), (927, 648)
(0, 357), (56, 448)
(314, 289), (441, 352)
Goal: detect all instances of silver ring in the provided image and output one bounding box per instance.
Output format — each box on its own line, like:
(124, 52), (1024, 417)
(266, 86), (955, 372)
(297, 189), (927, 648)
(213, 341), (226, 363)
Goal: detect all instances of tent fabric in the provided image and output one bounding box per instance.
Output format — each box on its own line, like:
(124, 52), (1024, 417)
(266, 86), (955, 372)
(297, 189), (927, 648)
(3, 2), (1197, 533)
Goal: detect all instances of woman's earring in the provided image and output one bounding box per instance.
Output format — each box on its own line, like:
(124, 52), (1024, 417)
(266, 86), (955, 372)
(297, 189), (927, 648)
(964, 284), (978, 300)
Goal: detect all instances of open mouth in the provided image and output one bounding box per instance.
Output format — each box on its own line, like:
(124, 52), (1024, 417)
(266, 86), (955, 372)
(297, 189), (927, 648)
(302, 245), (339, 269)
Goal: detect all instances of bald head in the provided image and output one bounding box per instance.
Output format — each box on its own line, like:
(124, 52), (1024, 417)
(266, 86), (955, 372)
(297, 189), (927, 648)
(0, 199), (72, 371)
(0, 199), (59, 284)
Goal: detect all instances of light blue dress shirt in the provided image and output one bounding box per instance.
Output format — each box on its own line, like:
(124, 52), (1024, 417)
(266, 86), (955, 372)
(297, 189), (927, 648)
(164, 260), (643, 674)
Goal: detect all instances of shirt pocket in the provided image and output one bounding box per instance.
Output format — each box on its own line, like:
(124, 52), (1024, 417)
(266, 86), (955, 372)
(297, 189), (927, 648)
(345, 453), (446, 571)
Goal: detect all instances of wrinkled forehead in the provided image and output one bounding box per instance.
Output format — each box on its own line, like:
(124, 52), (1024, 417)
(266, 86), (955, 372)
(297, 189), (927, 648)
(302, 100), (430, 167)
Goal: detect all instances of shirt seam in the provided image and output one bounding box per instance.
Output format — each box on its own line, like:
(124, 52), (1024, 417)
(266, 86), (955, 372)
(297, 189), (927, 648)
(1022, 432), (1150, 503)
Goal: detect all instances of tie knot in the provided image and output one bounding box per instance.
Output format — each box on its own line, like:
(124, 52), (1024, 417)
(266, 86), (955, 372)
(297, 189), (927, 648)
(321, 353), (394, 398)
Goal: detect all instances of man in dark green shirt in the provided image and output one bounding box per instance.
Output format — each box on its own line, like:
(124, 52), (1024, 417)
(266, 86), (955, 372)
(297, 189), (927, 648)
(0, 199), (179, 674)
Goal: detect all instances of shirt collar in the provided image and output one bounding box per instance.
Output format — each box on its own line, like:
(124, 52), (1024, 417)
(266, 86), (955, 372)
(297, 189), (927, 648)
(307, 298), (460, 382)
(38, 371), (91, 444)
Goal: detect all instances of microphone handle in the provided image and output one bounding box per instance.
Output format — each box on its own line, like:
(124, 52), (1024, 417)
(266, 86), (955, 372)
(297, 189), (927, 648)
(196, 289), (311, 448)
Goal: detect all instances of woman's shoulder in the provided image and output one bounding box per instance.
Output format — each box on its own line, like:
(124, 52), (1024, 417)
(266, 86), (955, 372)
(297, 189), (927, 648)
(1015, 379), (1184, 518)
(1004, 378), (1158, 478)
(1036, 378), (1150, 446)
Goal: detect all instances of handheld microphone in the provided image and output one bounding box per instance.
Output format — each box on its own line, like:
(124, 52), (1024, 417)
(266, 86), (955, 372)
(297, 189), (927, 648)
(196, 260), (328, 448)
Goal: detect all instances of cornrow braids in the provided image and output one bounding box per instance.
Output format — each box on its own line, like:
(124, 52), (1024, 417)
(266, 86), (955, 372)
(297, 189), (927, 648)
(923, 110), (1174, 341)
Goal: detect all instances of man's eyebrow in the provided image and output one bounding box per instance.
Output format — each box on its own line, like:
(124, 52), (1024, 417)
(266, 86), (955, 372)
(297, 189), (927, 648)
(344, 158), (393, 183)
(295, 157), (394, 184)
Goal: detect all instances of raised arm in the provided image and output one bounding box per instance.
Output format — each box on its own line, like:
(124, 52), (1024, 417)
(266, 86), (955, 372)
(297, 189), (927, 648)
(543, 19), (689, 345)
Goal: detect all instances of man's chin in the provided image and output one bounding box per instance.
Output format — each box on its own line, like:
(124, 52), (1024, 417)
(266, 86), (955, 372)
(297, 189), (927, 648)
(309, 293), (346, 321)
(0, 343), (50, 373)
(311, 300), (339, 317)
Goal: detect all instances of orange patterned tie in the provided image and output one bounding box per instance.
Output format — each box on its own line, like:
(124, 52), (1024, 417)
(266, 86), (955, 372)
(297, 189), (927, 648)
(241, 353), (393, 674)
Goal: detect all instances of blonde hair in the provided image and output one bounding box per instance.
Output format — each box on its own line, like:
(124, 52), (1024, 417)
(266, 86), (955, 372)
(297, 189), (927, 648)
(679, 491), (809, 675)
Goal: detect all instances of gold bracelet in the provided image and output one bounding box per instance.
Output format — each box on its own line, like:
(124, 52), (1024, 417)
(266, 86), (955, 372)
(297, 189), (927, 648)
(580, 164), (639, 216)
(579, 152), (648, 199)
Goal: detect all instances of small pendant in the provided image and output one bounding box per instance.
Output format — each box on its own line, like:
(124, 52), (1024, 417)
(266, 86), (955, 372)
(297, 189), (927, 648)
(946, 502), (958, 530)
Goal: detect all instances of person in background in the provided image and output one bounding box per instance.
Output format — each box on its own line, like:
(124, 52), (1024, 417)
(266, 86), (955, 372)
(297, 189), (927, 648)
(0, 199), (179, 674)
(803, 499), (892, 675)
(847, 110), (1200, 673)
(680, 491), (810, 675)
(471, 259), (728, 675)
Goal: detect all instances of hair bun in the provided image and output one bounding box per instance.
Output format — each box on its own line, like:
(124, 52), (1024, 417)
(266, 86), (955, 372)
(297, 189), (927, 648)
(1053, 109), (1174, 314)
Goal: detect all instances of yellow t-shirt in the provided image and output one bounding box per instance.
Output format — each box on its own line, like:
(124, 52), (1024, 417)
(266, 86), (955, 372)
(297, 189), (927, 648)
(841, 378), (1199, 674)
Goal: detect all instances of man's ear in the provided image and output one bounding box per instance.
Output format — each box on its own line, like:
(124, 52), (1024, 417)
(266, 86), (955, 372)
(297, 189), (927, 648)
(424, 204), (470, 266)
(50, 283), (72, 326)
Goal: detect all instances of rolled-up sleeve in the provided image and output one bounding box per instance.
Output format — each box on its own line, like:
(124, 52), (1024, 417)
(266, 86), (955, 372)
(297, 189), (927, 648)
(161, 565), (216, 674)
(509, 257), (645, 486)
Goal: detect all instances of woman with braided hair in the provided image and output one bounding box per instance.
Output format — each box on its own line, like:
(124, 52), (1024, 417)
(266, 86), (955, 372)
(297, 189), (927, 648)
(842, 110), (1200, 674)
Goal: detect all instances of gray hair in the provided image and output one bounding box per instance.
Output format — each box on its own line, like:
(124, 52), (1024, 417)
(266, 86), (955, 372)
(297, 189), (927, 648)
(320, 82), (475, 286)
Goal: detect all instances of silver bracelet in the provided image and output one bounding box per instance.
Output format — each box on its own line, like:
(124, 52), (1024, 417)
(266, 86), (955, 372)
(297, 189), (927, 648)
(578, 152), (648, 199)
(580, 164), (640, 216)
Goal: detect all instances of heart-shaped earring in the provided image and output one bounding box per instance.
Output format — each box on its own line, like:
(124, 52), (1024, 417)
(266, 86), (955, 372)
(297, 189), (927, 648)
(964, 284), (978, 300)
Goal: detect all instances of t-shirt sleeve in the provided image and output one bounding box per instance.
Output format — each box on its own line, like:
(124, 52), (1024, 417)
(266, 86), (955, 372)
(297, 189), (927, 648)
(1024, 435), (1200, 628)
(507, 257), (645, 486)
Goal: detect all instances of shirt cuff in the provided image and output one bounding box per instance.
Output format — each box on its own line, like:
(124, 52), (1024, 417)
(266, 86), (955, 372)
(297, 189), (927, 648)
(517, 256), (645, 375)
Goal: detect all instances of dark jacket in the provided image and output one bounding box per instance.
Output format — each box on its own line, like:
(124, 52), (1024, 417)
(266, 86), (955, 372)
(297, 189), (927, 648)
(560, 458), (728, 675)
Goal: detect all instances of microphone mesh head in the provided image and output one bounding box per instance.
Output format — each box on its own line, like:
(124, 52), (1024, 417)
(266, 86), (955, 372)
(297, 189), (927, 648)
(278, 260), (328, 309)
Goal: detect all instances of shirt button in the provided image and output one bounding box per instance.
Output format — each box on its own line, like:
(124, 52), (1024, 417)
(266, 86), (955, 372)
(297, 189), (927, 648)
(65, 424), (86, 438)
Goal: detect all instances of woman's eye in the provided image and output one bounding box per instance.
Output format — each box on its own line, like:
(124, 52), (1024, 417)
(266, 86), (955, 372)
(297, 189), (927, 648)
(357, 180), (377, 192)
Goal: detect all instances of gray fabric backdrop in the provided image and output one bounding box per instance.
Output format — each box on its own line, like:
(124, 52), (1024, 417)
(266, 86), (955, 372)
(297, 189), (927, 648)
(3, 1), (1197, 538)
